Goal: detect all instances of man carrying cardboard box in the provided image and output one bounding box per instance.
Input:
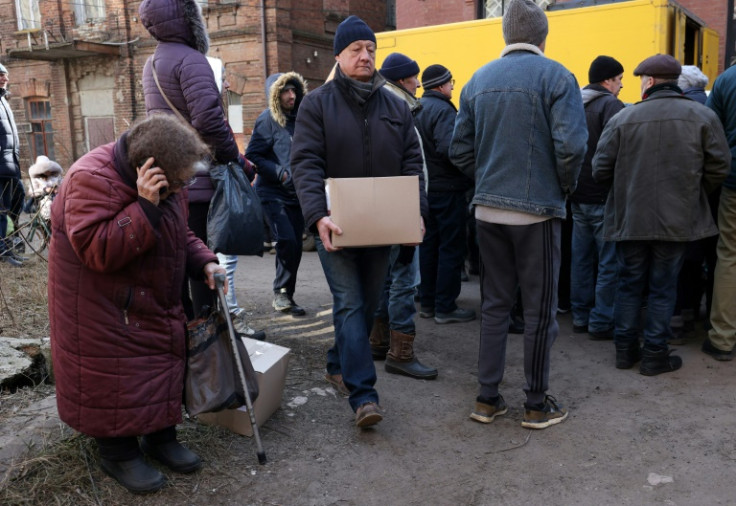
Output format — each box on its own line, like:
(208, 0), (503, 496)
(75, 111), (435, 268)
(291, 15), (428, 428)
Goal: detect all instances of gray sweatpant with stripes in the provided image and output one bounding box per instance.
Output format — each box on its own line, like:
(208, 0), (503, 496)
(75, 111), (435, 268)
(476, 218), (561, 407)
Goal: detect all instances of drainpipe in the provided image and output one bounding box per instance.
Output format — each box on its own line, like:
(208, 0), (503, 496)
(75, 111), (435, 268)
(727, 0), (735, 68)
(123, 5), (137, 122)
(260, 0), (269, 82)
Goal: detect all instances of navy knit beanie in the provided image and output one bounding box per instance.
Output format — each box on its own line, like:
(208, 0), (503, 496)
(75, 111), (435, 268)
(422, 64), (452, 89)
(333, 15), (376, 56)
(380, 53), (420, 82)
(588, 56), (624, 84)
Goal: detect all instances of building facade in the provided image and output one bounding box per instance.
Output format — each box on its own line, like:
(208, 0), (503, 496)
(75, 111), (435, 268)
(0, 0), (389, 173)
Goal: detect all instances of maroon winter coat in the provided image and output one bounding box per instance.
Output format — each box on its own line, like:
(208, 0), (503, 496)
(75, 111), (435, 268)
(48, 136), (217, 438)
(139, 0), (240, 203)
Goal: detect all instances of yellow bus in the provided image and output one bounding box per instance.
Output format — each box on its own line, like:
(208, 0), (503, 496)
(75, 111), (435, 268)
(376, 0), (718, 104)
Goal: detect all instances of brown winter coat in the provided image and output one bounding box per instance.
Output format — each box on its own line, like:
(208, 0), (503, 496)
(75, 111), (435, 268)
(48, 137), (217, 438)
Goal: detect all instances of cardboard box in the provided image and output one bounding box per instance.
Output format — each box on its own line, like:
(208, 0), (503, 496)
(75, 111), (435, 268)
(327, 176), (423, 247)
(197, 337), (290, 437)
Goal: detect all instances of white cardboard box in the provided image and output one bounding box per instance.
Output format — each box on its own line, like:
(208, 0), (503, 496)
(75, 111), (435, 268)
(327, 176), (423, 248)
(197, 337), (290, 437)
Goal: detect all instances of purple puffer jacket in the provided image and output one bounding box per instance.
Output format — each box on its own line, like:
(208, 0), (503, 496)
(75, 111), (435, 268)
(139, 0), (240, 203)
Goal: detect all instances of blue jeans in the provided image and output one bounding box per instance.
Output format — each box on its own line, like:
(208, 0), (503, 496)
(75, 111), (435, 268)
(316, 239), (391, 411)
(375, 245), (420, 334)
(419, 190), (467, 313)
(570, 203), (616, 332)
(614, 241), (687, 350)
(262, 200), (304, 296)
(216, 253), (241, 315)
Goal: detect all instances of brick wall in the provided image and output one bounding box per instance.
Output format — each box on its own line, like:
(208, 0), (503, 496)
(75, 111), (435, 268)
(397, 0), (476, 29)
(676, 0), (728, 71)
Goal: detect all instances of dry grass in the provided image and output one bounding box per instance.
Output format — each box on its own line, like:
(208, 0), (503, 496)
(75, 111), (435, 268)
(0, 230), (50, 339)
(0, 420), (246, 506)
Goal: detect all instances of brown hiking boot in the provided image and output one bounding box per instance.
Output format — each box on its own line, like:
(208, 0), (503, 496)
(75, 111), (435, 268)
(385, 329), (438, 379)
(355, 402), (383, 428)
(369, 317), (390, 360)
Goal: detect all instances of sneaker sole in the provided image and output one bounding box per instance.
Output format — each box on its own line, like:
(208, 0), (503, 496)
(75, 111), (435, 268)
(419, 312), (435, 319)
(356, 412), (383, 428)
(469, 406), (508, 424)
(521, 410), (569, 429)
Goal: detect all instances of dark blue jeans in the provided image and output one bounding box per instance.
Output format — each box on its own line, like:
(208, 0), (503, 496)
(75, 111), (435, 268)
(316, 240), (391, 411)
(570, 202), (616, 332)
(375, 245), (420, 334)
(419, 190), (467, 313)
(262, 199), (304, 296)
(614, 241), (687, 350)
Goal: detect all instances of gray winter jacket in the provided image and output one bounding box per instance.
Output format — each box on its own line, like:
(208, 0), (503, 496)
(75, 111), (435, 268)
(0, 89), (20, 179)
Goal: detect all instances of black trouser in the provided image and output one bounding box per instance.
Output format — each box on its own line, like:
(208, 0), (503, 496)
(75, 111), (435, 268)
(185, 202), (216, 319)
(262, 199), (304, 296)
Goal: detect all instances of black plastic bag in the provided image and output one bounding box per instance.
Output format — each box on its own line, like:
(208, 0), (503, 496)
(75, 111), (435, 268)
(184, 308), (260, 416)
(207, 162), (264, 256)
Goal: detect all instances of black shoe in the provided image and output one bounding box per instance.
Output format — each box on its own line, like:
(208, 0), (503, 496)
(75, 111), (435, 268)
(385, 356), (438, 380)
(100, 456), (166, 494)
(639, 347), (682, 376)
(573, 324), (588, 334)
(434, 307), (476, 324)
(140, 438), (202, 474)
(701, 337), (735, 361)
(289, 298), (306, 316)
(0, 252), (23, 267)
(589, 328), (614, 340)
(615, 342), (641, 369)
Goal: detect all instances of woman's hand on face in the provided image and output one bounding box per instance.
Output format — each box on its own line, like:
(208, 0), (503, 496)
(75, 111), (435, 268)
(203, 262), (227, 292)
(136, 157), (169, 205)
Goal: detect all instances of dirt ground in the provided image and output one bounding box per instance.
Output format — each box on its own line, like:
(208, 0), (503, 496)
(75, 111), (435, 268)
(2, 248), (736, 505)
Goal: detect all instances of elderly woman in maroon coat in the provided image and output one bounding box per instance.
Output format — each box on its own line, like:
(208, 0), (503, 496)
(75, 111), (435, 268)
(48, 114), (225, 494)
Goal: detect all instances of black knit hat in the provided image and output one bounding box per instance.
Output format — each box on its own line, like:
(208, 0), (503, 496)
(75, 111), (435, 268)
(588, 56), (624, 84)
(333, 15), (376, 56)
(422, 64), (452, 89)
(380, 53), (420, 82)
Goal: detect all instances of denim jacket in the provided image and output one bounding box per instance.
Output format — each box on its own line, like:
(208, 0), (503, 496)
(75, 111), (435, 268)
(450, 44), (587, 218)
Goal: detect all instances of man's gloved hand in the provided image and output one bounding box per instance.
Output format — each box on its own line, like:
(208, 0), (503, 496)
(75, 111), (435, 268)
(396, 245), (415, 265)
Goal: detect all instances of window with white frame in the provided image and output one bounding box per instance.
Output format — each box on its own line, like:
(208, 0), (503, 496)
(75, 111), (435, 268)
(73, 0), (106, 25)
(483, 0), (550, 18)
(15, 0), (41, 31)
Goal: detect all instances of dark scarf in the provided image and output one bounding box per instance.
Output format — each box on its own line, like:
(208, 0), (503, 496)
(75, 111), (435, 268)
(642, 82), (683, 100)
(336, 65), (380, 106)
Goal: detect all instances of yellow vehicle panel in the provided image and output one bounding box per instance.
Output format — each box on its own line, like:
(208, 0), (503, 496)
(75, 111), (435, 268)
(376, 0), (717, 105)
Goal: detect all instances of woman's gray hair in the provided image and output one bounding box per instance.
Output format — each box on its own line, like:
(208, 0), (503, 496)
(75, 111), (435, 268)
(678, 65), (708, 90)
(126, 113), (210, 181)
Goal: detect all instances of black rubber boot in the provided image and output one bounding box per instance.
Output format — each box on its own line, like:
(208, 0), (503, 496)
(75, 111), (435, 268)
(141, 432), (202, 474)
(385, 330), (438, 380)
(99, 456), (166, 494)
(615, 342), (641, 369)
(369, 317), (390, 360)
(639, 346), (682, 376)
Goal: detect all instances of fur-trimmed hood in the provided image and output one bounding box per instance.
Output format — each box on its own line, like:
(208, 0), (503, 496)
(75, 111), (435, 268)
(266, 72), (308, 127)
(139, 0), (209, 54)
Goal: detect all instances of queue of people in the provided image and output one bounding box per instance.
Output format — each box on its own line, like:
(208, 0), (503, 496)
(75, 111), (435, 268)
(32, 0), (736, 495)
